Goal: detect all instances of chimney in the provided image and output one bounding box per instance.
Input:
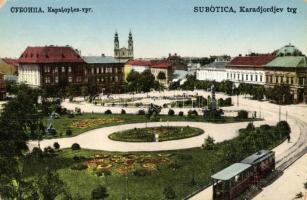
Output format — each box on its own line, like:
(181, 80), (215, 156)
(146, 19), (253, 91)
(101, 53), (105, 57)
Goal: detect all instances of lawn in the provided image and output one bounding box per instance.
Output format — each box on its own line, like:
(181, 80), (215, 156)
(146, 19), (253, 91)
(23, 123), (287, 200)
(109, 126), (203, 142)
(45, 113), (256, 138)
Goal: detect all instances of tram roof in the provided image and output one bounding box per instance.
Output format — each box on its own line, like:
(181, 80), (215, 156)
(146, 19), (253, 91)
(241, 150), (274, 165)
(211, 163), (251, 181)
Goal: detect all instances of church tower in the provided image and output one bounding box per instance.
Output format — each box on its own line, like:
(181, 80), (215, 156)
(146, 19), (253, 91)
(128, 31), (134, 58)
(114, 31), (119, 58)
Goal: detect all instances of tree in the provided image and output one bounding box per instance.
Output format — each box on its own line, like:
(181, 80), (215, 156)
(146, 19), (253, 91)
(276, 121), (291, 137)
(91, 186), (109, 200)
(203, 136), (215, 150)
(237, 110), (248, 119)
(80, 86), (89, 98)
(157, 71), (166, 80)
(37, 169), (64, 199)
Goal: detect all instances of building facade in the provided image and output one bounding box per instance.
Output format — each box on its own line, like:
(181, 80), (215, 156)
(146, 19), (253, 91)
(114, 32), (134, 62)
(265, 56), (307, 103)
(226, 54), (276, 85)
(196, 60), (228, 82)
(17, 46), (125, 94)
(83, 56), (125, 94)
(18, 46), (85, 88)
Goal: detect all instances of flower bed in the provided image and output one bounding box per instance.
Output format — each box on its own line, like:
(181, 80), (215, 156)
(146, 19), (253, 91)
(69, 118), (125, 129)
(109, 126), (204, 142)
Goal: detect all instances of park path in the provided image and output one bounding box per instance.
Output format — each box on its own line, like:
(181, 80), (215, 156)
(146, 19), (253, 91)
(29, 90), (307, 199)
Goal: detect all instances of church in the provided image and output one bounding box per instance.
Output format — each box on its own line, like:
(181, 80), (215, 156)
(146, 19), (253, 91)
(114, 31), (134, 62)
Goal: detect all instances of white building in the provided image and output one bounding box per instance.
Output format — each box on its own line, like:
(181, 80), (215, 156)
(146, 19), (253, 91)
(196, 61), (228, 82)
(226, 54), (276, 85)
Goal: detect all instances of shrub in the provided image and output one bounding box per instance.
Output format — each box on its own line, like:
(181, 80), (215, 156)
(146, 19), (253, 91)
(48, 129), (57, 136)
(104, 109), (112, 114)
(133, 168), (151, 177)
(203, 136), (215, 150)
(163, 104), (168, 108)
(188, 110), (198, 117)
(138, 109), (145, 115)
(163, 186), (176, 199)
(71, 143), (81, 150)
(121, 109), (126, 114)
(237, 110), (248, 119)
(168, 109), (175, 116)
(177, 154), (193, 160)
(71, 163), (88, 171)
(92, 186), (109, 200)
(75, 107), (81, 115)
(31, 147), (43, 158)
(53, 142), (60, 150)
(276, 121), (291, 136)
(246, 122), (255, 131)
(66, 128), (72, 136)
(67, 112), (75, 118)
(178, 111), (184, 116)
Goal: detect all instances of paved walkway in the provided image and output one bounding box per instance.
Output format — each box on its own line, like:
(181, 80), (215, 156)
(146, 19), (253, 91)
(28, 91), (307, 200)
(28, 120), (273, 152)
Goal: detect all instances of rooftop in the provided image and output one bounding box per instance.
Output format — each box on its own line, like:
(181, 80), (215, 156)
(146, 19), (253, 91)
(276, 44), (302, 56)
(126, 59), (152, 66)
(211, 163), (251, 181)
(265, 56), (307, 68)
(83, 56), (122, 64)
(18, 46), (84, 63)
(228, 54), (276, 67)
(241, 150), (274, 165)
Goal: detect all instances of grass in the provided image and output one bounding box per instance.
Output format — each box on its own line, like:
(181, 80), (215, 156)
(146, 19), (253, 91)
(109, 126), (203, 142)
(23, 124), (286, 200)
(45, 113), (256, 138)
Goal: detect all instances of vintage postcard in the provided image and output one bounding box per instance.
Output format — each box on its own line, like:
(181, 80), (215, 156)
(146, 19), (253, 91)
(0, 0), (306, 200)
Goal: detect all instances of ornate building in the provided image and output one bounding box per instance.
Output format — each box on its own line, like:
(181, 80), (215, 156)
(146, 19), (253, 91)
(265, 44), (307, 103)
(114, 31), (134, 62)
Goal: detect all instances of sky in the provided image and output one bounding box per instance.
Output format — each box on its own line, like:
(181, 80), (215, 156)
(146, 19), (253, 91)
(0, 0), (306, 58)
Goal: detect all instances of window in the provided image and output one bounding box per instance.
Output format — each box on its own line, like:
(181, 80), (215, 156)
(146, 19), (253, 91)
(62, 66), (65, 72)
(55, 76), (59, 83)
(84, 78), (88, 83)
(115, 76), (118, 82)
(44, 77), (51, 84)
(251, 75), (253, 81)
(68, 76), (72, 83)
(96, 78), (100, 82)
(91, 68), (94, 74)
(68, 66), (72, 73)
(255, 75), (258, 82)
(54, 67), (58, 73)
(44, 66), (50, 73)
(84, 69), (87, 75)
(96, 67), (99, 74)
(260, 75), (263, 82)
(246, 74), (248, 81)
(115, 68), (118, 73)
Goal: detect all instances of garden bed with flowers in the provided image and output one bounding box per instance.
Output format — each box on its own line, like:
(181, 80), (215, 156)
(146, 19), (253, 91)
(108, 126), (204, 142)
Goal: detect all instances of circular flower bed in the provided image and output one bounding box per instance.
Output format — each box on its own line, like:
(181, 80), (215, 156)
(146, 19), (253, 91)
(108, 126), (204, 142)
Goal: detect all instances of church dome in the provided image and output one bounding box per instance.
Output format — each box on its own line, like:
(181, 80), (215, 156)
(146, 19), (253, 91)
(276, 44), (302, 56)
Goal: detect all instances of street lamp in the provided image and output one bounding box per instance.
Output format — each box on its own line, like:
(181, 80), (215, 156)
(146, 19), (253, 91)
(232, 82), (240, 107)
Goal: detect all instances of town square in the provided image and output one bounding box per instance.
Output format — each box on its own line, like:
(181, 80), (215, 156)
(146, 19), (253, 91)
(0, 0), (307, 200)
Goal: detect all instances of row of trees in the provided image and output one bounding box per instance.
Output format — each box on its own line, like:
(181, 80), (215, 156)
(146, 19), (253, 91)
(125, 69), (164, 92)
(179, 75), (294, 104)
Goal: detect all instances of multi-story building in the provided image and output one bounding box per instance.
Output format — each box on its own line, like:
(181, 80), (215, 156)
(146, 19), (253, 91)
(196, 59), (229, 82)
(18, 46), (85, 88)
(124, 59), (151, 80)
(0, 72), (5, 100)
(17, 46), (125, 94)
(114, 32), (134, 62)
(265, 44), (307, 103)
(226, 54), (276, 85)
(83, 55), (125, 94)
(124, 54), (187, 86)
